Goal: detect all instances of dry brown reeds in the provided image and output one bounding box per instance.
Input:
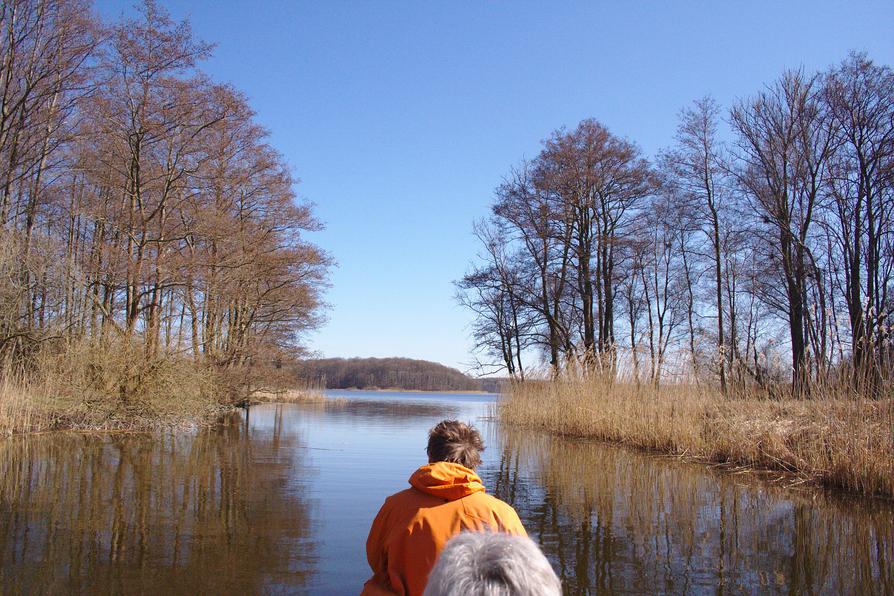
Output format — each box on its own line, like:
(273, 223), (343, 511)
(0, 337), (225, 435)
(500, 370), (894, 498)
(249, 384), (327, 405)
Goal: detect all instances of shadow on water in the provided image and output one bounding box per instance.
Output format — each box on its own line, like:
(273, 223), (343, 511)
(0, 409), (318, 595)
(486, 426), (894, 596)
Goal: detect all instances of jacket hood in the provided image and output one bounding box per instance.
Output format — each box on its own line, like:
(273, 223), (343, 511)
(409, 461), (485, 501)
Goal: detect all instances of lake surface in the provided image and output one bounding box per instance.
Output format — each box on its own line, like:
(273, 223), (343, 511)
(0, 390), (891, 594)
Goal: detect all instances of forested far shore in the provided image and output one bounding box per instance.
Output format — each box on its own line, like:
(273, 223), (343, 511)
(0, 0), (329, 434)
(296, 357), (491, 392)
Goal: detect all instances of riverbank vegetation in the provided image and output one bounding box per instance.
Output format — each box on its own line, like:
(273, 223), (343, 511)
(0, 338), (222, 433)
(500, 373), (893, 497)
(459, 53), (894, 496)
(248, 383), (326, 405)
(0, 0), (329, 434)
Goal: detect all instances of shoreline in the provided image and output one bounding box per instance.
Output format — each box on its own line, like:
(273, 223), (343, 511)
(509, 420), (894, 503)
(252, 388), (893, 503)
(323, 387), (496, 395)
(500, 379), (894, 499)
(1, 385), (481, 437)
(6, 384), (892, 504)
(0, 407), (234, 437)
(0, 397), (236, 437)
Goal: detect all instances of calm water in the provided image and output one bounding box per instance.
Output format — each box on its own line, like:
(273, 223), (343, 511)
(0, 390), (891, 595)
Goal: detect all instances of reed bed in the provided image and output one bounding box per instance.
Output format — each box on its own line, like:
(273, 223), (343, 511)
(500, 374), (894, 498)
(249, 386), (327, 405)
(0, 339), (334, 436)
(0, 339), (226, 435)
(0, 375), (37, 434)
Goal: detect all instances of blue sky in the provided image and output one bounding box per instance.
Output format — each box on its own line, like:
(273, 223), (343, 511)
(95, 1), (893, 372)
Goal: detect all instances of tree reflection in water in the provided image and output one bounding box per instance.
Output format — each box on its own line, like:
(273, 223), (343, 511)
(486, 427), (893, 595)
(1, 400), (890, 595)
(303, 397), (459, 422)
(0, 408), (317, 594)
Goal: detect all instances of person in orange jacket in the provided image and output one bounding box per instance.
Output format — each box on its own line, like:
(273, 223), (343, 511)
(360, 420), (527, 596)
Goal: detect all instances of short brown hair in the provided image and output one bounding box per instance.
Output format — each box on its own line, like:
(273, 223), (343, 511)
(426, 420), (484, 469)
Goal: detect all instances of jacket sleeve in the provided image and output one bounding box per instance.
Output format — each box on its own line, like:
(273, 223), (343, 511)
(366, 498), (391, 573)
(361, 499), (399, 596)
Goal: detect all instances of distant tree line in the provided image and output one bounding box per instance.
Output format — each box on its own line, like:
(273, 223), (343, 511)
(0, 1), (328, 389)
(457, 53), (893, 398)
(298, 358), (482, 392)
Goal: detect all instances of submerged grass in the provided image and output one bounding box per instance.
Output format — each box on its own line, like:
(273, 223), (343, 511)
(500, 373), (894, 498)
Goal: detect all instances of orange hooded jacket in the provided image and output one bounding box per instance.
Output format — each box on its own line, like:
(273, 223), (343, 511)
(360, 461), (527, 596)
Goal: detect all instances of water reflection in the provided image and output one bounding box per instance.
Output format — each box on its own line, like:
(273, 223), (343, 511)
(488, 428), (893, 595)
(0, 396), (891, 595)
(305, 396), (460, 421)
(0, 409), (317, 594)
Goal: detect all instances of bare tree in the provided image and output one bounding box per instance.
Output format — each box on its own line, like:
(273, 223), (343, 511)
(536, 119), (654, 370)
(823, 52), (894, 391)
(661, 97), (734, 392)
(731, 71), (836, 396)
(456, 220), (533, 379)
(638, 193), (687, 386)
(492, 163), (573, 372)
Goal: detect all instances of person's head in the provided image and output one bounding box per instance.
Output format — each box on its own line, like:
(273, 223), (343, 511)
(426, 420), (484, 469)
(422, 532), (561, 596)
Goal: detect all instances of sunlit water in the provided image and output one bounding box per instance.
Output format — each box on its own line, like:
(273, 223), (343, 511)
(0, 391), (891, 594)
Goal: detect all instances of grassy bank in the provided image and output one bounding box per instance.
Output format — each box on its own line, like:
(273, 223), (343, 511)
(500, 375), (894, 498)
(0, 339), (227, 435)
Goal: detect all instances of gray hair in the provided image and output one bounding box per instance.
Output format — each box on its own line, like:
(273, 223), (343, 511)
(423, 532), (561, 596)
